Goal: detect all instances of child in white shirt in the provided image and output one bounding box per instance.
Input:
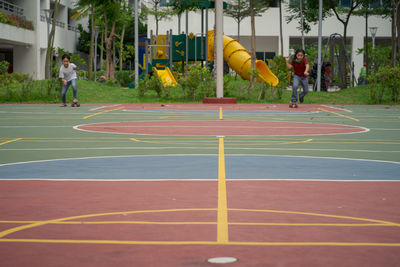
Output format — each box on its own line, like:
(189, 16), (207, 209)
(59, 54), (79, 107)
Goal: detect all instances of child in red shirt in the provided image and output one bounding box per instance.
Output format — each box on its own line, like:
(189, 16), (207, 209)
(285, 49), (310, 108)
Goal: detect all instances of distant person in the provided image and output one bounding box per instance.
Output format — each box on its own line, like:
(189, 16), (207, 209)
(59, 54), (80, 107)
(359, 62), (367, 85)
(285, 49), (309, 108)
(325, 62), (331, 90)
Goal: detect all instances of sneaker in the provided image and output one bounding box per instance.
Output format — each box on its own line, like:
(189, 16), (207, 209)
(60, 103), (67, 107)
(300, 95), (304, 103)
(289, 102), (297, 108)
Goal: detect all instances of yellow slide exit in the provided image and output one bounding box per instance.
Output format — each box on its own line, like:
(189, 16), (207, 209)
(152, 67), (178, 87)
(208, 30), (279, 87)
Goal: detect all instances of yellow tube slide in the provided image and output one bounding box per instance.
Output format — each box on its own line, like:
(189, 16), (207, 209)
(208, 30), (279, 87)
(152, 67), (178, 87)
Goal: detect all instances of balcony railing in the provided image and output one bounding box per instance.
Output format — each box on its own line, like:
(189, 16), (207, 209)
(40, 15), (65, 28)
(68, 24), (79, 32)
(0, 0), (23, 16)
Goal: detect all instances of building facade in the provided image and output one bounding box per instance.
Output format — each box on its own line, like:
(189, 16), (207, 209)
(145, 0), (392, 82)
(0, 0), (83, 80)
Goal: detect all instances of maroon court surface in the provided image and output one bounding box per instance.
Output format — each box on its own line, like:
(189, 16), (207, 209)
(0, 180), (400, 266)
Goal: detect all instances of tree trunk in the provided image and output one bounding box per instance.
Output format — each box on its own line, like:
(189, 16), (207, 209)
(104, 9), (117, 80)
(340, 24), (348, 89)
(365, 12), (369, 77)
(45, 0), (60, 79)
(88, 4), (95, 80)
(119, 25), (126, 71)
(396, 1), (400, 65)
(100, 30), (104, 71)
(248, 0), (256, 97)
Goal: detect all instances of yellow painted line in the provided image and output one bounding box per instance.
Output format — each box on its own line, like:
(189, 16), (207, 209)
(229, 208), (397, 225)
(318, 108), (360, 122)
(130, 137), (161, 144)
(229, 223), (399, 227)
(217, 136), (229, 243)
(219, 107), (223, 120)
(0, 138), (22, 146)
(0, 220), (216, 225)
(1, 239), (400, 247)
(0, 208), (216, 239)
(83, 106), (124, 119)
(1, 220), (398, 227)
(279, 138), (313, 145)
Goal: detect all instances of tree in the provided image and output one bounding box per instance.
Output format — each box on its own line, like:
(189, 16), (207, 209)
(98, 0), (125, 79)
(73, 0), (100, 80)
(143, 0), (172, 36)
(117, 3), (134, 70)
(225, 0), (251, 43)
(286, 0), (331, 34)
(249, 0), (269, 89)
(390, 0), (400, 66)
(45, 0), (60, 79)
(168, 0), (199, 34)
(326, 0), (362, 88)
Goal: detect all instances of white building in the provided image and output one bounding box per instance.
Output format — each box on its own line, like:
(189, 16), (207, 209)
(146, 0), (392, 82)
(0, 0), (83, 80)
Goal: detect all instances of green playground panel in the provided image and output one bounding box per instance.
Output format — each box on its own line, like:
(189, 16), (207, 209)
(172, 34), (207, 62)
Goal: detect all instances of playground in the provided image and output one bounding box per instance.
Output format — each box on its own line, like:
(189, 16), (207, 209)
(0, 103), (399, 266)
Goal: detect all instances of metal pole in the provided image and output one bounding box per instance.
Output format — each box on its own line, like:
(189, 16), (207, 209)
(135, 0), (139, 88)
(150, 30), (153, 65)
(316, 0), (323, 92)
(205, 7), (208, 68)
(215, 0), (223, 98)
(145, 40), (149, 77)
(300, 0), (305, 50)
(201, 8), (204, 67)
(169, 29), (173, 70)
(185, 10), (189, 76)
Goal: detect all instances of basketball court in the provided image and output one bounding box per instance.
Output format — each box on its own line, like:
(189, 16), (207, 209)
(0, 103), (399, 266)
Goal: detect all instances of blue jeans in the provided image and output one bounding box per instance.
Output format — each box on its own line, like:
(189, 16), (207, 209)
(61, 79), (77, 103)
(292, 74), (309, 103)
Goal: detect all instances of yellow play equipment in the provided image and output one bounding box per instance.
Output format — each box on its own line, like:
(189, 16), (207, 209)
(208, 30), (279, 87)
(152, 67), (178, 87)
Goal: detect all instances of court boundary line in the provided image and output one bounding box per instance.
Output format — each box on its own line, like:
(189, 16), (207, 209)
(1, 154), (399, 167)
(73, 120), (370, 137)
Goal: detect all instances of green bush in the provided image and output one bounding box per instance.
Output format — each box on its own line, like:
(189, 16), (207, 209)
(0, 61), (10, 74)
(138, 75), (163, 97)
(0, 11), (10, 24)
(115, 70), (134, 87)
(179, 65), (215, 101)
(367, 66), (400, 104)
(0, 12), (34, 30)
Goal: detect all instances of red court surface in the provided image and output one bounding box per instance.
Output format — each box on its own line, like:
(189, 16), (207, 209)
(0, 180), (399, 266)
(76, 120), (368, 136)
(96, 103), (348, 112)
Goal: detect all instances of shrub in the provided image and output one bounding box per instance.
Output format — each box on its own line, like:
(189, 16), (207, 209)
(0, 72), (30, 100)
(179, 66), (214, 101)
(0, 61), (10, 74)
(367, 66), (400, 104)
(0, 11), (10, 24)
(138, 75), (163, 97)
(4, 14), (34, 30)
(115, 70), (134, 87)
